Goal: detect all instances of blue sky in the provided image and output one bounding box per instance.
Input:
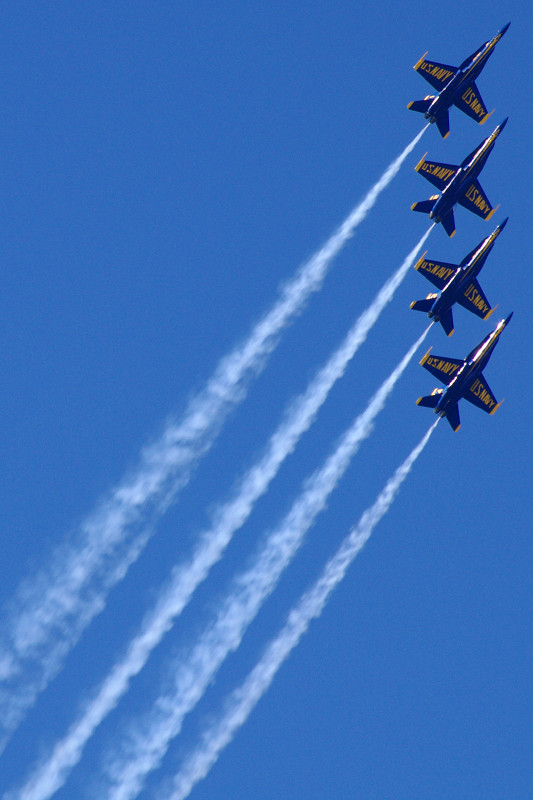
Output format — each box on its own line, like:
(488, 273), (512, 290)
(1, 3), (531, 799)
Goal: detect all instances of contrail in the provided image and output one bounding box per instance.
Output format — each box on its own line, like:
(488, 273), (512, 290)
(7, 227), (432, 800)
(162, 420), (439, 800)
(0, 128), (427, 756)
(94, 327), (431, 800)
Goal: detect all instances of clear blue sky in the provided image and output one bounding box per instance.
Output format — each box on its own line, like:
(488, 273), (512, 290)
(1, 2), (530, 799)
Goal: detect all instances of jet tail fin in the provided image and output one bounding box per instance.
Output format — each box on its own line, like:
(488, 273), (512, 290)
(441, 210), (456, 238)
(439, 308), (454, 337)
(407, 97), (435, 114)
(444, 403), (461, 432)
(411, 198), (437, 215)
(436, 110), (450, 139)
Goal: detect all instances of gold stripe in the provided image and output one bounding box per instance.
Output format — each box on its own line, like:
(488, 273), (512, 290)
(413, 51), (428, 70)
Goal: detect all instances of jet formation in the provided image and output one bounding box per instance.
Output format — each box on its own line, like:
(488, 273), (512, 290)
(408, 25), (513, 431)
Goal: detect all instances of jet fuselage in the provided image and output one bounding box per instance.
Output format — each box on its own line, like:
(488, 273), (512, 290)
(434, 313), (512, 417)
(425, 24), (509, 124)
(429, 118), (507, 225)
(426, 219), (507, 323)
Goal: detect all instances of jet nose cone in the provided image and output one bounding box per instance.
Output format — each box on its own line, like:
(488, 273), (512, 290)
(504, 311), (514, 326)
(497, 217), (509, 232)
(497, 117), (509, 132)
(499, 22), (511, 36)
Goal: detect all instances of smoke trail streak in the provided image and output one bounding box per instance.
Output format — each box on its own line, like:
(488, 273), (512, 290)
(0, 129), (427, 757)
(93, 327), (430, 800)
(7, 228), (432, 800)
(163, 420), (439, 800)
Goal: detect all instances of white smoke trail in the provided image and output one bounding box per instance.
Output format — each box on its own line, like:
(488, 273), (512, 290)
(163, 420), (439, 800)
(93, 326), (430, 800)
(0, 130), (427, 751)
(0, 128), (427, 756)
(7, 227), (432, 800)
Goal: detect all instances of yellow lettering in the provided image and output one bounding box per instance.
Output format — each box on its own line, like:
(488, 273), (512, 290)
(470, 379), (495, 409)
(461, 88), (485, 118)
(420, 162), (453, 183)
(464, 284), (489, 316)
(421, 62), (452, 82)
(474, 194), (488, 212)
(427, 357), (459, 375)
(422, 261), (454, 283)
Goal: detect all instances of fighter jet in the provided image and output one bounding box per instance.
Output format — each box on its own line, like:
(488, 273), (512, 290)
(410, 218), (508, 336)
(408, 23), (510, 138)
(411, 117), (507, 237)
(416, 312), (512, 431)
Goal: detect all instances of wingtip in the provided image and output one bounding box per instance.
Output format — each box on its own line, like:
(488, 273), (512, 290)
(490, 399), (505, 415)
(414, 251), (427, 270)
(420, 347), (432, 366)
(413, 51), (428, 70)
(414, 153), (428, 172)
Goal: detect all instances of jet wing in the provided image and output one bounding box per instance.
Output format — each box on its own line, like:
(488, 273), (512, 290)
(465, 373), (501, 414)
(415, 155), (460, 191)
(414, 54), (457, 91)
(420, 349), (465, 385)
(454, 81), (493, 124)
(459, 179), (498, 220)
(414, 253), (457, 290)
(457, 279), (494, 320)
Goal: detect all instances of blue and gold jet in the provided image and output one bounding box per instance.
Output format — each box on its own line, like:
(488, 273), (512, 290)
(410, 218), (507, 336)
(416, 312), (512, 431)
(411, 117), (507, 237)
(408, 23), (510, 138)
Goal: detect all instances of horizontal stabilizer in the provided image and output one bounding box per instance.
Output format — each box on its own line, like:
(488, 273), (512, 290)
(416, 391), (441, 409)
(407, 98), (434, 114)
(410, 297), (435, 313)
(411, 198), (437, 215)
